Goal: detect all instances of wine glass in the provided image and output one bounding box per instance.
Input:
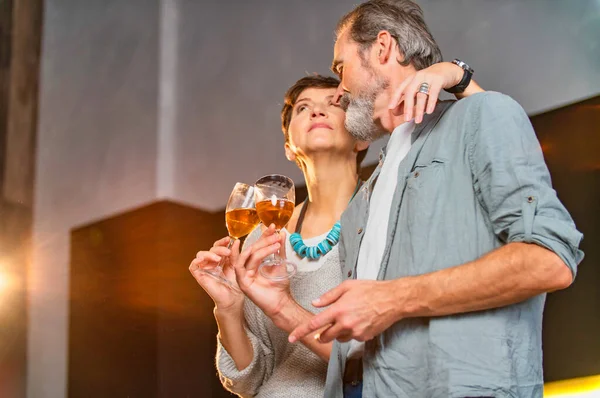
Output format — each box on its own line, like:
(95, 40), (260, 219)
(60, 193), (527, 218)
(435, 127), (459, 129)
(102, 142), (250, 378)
(197, 182), (260, 291)
(254, 174), (297, 280)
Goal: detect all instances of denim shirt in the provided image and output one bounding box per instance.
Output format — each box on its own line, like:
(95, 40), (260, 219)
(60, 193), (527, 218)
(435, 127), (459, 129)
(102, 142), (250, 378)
(324, 93), (584, 398)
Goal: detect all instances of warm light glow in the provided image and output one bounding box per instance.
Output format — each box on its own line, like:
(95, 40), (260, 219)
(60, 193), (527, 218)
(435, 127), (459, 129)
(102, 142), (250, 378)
(0, 258), (15, 307)
(0, 271), (7, 295)
(545, 375), (600, 397)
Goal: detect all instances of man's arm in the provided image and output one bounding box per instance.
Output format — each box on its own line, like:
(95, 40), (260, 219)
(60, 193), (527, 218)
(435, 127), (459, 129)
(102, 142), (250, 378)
(394, 242), (571, 319)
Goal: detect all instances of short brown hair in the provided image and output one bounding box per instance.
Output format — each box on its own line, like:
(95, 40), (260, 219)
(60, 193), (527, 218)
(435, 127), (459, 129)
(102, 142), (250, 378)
(336, 0), (442, 70)
(281, 75), (368, 171)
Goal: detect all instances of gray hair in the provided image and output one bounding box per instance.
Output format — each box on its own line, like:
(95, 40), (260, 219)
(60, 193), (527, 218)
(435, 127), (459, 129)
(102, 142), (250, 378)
(336, 0), (443, 70)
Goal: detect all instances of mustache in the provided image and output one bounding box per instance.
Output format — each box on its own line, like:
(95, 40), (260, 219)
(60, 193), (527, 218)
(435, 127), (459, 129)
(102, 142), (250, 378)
(340, 93), (351, 112)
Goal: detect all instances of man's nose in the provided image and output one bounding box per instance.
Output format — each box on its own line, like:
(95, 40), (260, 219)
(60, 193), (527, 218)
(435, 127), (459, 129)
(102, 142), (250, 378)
(333, 83), (345, 105)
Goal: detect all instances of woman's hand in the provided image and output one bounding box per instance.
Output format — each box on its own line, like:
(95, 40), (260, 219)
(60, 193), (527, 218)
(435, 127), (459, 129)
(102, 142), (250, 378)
(231, 225), (294, 319)
(189, 237), (244, 313)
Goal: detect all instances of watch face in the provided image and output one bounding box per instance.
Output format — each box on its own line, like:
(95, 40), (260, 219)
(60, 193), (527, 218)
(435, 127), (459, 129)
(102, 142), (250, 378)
(453, 59), (474, 74)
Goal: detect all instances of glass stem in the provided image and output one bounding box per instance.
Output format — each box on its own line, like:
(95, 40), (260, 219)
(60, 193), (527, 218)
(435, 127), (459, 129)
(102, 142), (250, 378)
(269, 229), (282, 262)
(217, 237), (236, 269)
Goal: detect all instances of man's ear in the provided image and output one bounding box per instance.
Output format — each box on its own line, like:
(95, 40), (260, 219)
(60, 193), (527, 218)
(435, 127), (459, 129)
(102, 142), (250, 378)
(285, 142), (297, 162)
(376, 30), (395, 65)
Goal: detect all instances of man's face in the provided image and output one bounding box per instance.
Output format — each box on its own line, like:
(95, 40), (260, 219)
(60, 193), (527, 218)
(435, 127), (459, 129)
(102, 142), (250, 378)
(332, 29), (389, 142)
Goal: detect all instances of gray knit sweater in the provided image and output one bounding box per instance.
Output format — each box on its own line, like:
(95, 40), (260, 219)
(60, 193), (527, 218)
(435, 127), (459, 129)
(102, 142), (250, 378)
(216, 228), (343, 397)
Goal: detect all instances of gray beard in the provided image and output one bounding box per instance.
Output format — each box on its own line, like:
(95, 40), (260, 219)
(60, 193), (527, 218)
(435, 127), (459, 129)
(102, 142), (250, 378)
(341, 77), (388, 142)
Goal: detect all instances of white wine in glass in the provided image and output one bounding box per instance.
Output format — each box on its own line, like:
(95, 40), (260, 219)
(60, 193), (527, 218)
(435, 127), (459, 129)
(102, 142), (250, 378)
(198, 182), (260, 290)
(254, 174), (297, 280)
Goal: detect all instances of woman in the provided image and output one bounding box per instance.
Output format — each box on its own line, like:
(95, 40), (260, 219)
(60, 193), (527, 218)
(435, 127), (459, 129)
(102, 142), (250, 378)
(190, 63), (484, 397)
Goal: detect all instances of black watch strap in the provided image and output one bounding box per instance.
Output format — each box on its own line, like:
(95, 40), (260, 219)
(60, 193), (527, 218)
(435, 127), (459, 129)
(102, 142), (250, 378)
(445, 59), (473, 94)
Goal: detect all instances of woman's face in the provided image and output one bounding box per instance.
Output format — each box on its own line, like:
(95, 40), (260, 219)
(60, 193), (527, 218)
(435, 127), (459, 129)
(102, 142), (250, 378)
(286, 87), (360, 162)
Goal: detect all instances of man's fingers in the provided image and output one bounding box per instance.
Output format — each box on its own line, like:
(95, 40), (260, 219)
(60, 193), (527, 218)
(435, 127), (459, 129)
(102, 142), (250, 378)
(336, 331), (354, 343)
(289, 309), (336, 343)
(312, 281), (348, 307)
(315, 322), (346, 344)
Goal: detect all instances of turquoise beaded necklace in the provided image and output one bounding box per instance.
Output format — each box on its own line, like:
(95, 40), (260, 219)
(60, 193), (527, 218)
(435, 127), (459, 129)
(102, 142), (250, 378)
(289, 180), (362, 260)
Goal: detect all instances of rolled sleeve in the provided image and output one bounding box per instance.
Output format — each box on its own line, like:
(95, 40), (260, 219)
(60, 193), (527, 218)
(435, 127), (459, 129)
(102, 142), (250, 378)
(468, 92), (584, 278)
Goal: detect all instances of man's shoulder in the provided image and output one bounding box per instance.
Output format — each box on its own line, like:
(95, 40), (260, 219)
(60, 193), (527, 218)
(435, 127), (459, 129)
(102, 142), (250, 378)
(449, 91), (526, 119)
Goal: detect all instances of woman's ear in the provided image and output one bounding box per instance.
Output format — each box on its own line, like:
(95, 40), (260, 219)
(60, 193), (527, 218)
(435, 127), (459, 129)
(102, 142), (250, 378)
(355, 140), (370, 152)
(284, 142), (297, 162)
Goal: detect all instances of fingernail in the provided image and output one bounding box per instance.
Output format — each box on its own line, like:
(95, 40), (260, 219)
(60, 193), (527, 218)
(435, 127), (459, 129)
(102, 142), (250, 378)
(289, 335), (296, 343)
(312, 298), (321, 305)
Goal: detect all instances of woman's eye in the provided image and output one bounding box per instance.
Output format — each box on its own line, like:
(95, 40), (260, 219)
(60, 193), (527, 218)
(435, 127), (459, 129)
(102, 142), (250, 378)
(297, 105), (307, 113)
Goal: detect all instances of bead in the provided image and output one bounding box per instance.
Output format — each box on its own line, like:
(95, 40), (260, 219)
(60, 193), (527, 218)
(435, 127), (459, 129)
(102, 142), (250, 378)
(289, 222), (341, 260)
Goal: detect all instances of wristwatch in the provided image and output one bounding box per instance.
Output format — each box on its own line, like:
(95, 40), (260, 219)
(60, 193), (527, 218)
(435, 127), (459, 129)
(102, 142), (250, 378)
(444, 59), (474, 94)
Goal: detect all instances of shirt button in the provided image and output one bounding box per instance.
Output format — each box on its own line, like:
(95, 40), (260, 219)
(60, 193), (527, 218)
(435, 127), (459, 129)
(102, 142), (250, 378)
(527, 196), (535, 203)
(347, 270), (352, 277)
(357, 228), (363, 234)
(414, 171), (420, 178)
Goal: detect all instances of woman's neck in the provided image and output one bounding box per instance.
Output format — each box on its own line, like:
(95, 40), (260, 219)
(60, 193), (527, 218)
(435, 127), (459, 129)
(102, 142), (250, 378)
(302, 154), (359, 223)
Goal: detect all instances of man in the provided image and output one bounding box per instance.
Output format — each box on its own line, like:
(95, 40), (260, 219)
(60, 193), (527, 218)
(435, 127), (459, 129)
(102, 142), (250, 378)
(288, 1), (584, 397)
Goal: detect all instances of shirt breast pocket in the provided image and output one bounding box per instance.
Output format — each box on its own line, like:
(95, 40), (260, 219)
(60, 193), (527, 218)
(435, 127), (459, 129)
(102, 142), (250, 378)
(404, 158), (448, 257)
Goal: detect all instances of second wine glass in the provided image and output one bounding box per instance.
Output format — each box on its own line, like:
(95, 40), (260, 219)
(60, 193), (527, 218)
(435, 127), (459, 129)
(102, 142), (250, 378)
(254, 174), (297, 280)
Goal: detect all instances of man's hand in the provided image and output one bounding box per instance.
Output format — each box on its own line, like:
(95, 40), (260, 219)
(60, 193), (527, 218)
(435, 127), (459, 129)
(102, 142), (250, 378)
(289, 279), (404, 344)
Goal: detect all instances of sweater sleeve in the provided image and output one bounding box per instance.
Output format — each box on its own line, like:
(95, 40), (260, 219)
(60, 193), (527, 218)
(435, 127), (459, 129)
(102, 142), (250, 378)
(215, 226), (276, 396)
(216, 303), (276, 397)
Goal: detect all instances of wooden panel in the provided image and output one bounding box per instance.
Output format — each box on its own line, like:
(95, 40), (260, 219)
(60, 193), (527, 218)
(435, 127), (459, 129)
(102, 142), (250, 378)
(69, 200), (235, 397)
(532, 96), (600, 382)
